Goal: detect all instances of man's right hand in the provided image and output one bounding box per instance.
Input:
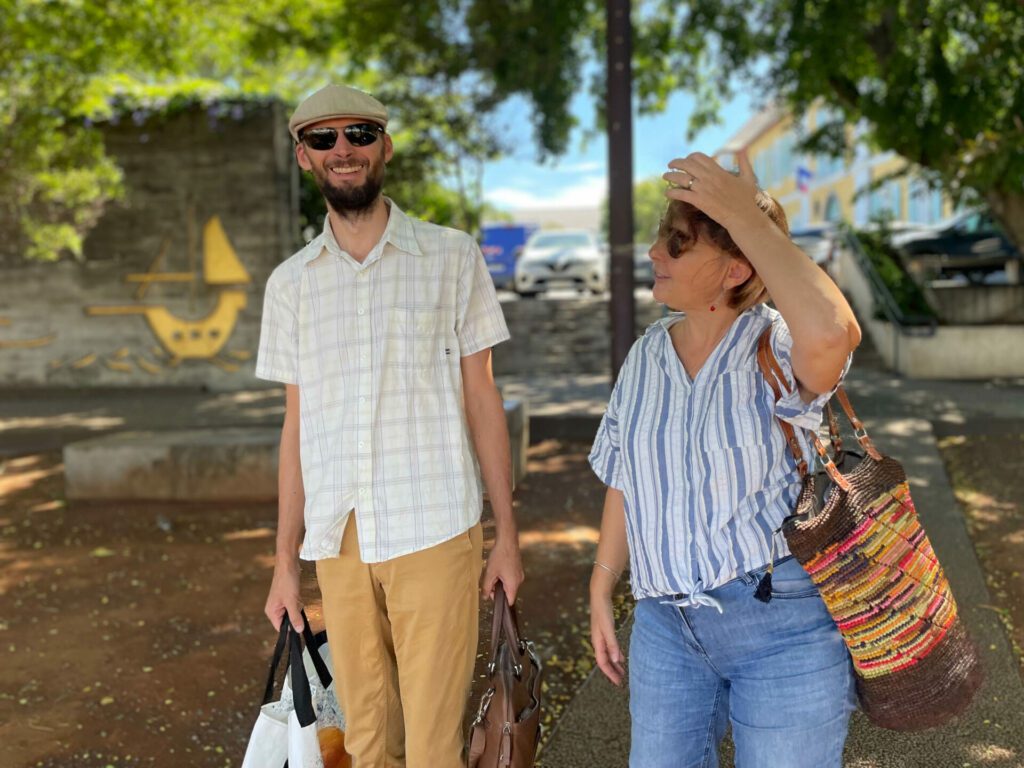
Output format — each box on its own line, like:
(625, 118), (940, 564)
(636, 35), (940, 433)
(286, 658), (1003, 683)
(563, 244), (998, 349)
(265, 560), (304, 632)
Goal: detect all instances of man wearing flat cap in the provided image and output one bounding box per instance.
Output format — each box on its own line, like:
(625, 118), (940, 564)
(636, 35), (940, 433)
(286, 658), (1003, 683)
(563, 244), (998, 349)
(256, 84), (524, 767)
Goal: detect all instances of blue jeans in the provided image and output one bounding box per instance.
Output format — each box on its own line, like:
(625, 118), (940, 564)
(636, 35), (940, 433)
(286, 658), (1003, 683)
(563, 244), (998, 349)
(628, 557), (857, 768)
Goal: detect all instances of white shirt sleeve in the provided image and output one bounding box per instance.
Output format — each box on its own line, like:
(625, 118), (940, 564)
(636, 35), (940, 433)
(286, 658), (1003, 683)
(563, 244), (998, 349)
(255, 266), (300, 384)
(455, 235), (510, 356)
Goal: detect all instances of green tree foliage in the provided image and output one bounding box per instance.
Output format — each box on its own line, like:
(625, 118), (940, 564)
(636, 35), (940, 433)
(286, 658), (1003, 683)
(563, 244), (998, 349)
(601, 176), (670, 245)
(853, 227), (938, 322)
(1, 0), (534, 260)
(6, 1), (1023, 260)
(625, 0), (1024, 250)
(632, 177), (671, 245)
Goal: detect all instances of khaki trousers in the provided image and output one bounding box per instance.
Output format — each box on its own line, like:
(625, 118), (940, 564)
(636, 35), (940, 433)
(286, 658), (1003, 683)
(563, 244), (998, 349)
(316, 514), (483, 768)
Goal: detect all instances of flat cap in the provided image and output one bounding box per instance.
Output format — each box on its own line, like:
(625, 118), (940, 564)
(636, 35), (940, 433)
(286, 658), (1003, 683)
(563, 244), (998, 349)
(288, 85), (388, 141)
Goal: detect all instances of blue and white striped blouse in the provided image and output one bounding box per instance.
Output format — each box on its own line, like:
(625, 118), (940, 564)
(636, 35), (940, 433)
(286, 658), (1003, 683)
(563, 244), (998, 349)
(589, 303), (844, 607)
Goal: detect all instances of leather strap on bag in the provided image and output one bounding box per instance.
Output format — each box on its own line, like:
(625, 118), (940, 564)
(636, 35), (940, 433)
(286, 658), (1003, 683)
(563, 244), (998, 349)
(756, 329), (810, 478)
(486, 584), (524, 675)
(756, 327), (887, 492)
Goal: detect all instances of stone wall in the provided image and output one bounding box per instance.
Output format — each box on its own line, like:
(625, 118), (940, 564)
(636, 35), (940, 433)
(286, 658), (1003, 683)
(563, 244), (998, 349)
(493, 295), (665, 377)
(836, 248), (1024, 378)
(929, 284), (1024, 324)
(0, 102), (300, 388)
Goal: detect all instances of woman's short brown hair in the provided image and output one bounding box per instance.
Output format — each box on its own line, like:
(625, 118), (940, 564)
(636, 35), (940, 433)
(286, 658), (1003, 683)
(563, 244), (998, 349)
(658, 190), (789, 313)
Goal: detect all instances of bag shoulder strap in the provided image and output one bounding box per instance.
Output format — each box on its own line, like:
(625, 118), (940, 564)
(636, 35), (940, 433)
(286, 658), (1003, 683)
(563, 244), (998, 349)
(755, 328), (871, 491)
(756, 328), (811, 478)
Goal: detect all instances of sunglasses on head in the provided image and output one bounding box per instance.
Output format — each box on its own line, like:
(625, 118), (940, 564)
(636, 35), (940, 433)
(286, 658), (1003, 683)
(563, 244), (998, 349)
(299, 123), (384, 151)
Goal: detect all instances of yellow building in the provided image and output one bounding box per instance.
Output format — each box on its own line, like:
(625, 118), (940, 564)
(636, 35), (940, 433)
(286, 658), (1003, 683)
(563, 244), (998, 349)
(717, 103), (953, 230)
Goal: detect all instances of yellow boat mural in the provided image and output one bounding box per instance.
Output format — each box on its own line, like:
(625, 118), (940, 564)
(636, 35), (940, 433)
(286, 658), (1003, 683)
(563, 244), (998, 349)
(85, 216), (252, 365)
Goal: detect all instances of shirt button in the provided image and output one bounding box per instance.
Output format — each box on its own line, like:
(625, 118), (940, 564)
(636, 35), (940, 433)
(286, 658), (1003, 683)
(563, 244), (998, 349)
(359, 488), (368, 496)
(359, 397), (366, 404)
(358, 306), (366, 315)
(358, 441), (365, 449)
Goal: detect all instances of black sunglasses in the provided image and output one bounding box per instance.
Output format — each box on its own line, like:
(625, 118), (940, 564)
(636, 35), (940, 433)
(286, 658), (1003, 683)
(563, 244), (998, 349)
(299, 123), (384, 151)
(659, 226), (691, 259)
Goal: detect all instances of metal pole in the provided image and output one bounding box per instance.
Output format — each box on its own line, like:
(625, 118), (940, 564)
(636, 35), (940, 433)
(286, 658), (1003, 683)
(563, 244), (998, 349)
(606, 0), (635, 379)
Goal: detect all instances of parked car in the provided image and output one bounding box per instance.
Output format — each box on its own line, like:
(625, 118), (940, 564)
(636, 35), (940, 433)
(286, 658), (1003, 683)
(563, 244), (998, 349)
(891, 209), (1021, 283)
(790, 223), (843, 269)
(634, 243), (654, 287)
(514, 229), (607, 297)
(480, 223), (538, 290)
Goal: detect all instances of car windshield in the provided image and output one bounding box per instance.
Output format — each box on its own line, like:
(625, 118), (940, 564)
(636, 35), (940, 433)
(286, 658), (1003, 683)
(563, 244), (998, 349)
(938, 210), (995, 233)
(529, 233), (591, 249)
(790, 227), (829, 239)
(792, 235), (827, 248)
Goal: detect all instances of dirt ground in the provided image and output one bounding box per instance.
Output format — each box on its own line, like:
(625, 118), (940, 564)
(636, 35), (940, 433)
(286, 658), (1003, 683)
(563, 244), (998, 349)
(0, 440), (628, 767)
(937, 432), (1024, 676)
(6, 430), (1020, 768)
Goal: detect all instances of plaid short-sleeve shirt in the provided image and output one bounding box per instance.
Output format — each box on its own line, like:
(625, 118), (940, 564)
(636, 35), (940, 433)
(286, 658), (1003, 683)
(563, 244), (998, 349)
(256, 200), (510, 562)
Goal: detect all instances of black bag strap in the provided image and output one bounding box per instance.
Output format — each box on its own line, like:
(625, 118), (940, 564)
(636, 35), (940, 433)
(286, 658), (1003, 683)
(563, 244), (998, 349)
(301, 618), (333, 689)
(258, 610), (331, 706)
(260, 619), (291, 706)
(289, 625), (318, 728)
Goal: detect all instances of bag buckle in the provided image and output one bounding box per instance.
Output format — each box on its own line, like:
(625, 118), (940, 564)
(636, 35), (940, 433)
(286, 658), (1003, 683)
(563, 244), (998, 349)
(472, 687), (495, 726)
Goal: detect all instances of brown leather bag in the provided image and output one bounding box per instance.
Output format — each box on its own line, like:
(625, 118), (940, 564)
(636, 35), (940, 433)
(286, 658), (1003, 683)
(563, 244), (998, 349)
(467, 584), (543, 767)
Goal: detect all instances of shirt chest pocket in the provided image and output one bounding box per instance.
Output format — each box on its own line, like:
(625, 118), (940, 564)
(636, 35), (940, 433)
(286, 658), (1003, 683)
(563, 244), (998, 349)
(387, 306), (453, 370)
(699, 370), (771, 452)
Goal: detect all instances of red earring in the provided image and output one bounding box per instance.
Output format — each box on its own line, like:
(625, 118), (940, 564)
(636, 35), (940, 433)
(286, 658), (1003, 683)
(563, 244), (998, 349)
(709, 304), (716, 312)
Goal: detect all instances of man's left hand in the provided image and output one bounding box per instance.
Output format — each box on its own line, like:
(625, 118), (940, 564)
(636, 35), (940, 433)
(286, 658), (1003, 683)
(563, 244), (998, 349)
(481, 535), (525, 605)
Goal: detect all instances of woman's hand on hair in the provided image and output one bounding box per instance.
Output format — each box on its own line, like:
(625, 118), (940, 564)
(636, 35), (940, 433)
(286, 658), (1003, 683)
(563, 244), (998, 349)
(663, 151), (761, 231)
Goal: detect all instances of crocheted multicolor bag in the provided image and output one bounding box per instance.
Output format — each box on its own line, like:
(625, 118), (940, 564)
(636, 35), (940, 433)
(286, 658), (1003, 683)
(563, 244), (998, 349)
(756, 329), (982, 731)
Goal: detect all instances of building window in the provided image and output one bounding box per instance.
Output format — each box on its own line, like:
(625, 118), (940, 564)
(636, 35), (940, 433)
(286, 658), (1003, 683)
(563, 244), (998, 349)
(825, 194), (842, 222)
(930, 189), (944, 223)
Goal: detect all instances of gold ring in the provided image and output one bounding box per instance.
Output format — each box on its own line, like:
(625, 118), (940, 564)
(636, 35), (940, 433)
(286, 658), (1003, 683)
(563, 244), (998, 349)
(684, 178), (695, 190)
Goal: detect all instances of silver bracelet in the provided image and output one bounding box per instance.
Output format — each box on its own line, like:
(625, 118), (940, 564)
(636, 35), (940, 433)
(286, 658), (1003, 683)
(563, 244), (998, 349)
(593, 560), (622, 581)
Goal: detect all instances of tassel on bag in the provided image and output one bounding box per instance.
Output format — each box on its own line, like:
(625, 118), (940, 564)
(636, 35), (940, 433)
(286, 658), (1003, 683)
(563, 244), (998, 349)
(753, 529), (779, 603)
(753, 566), (773, 603)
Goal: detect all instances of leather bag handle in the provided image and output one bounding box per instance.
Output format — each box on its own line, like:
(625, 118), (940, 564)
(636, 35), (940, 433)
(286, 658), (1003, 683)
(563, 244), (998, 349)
(486, 583), (525, 673)
(258, 610), (331, 706)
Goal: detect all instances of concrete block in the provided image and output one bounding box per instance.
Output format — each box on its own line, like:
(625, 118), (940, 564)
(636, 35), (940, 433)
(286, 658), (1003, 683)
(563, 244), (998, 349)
(65, 400), (530, 501)
(64, 428), (280, 501)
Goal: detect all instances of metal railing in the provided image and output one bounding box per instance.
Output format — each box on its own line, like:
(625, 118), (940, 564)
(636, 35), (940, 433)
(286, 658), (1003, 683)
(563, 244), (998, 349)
(840, 230), (938, 371)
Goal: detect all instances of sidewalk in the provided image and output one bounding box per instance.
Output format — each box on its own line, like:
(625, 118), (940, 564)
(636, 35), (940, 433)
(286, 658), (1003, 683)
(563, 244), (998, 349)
(538, 367), (1024, 768)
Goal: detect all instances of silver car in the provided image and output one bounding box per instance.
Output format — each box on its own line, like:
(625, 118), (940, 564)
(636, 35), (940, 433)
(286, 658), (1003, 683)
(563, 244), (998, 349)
(514, 230), (607, 297)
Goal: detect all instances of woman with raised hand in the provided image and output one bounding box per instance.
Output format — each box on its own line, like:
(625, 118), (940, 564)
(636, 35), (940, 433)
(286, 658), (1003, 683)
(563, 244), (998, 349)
(588, 151), (861, 767)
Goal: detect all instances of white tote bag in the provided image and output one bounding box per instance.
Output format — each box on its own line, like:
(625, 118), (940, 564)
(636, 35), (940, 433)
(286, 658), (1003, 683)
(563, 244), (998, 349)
(242, 615), (341, 768)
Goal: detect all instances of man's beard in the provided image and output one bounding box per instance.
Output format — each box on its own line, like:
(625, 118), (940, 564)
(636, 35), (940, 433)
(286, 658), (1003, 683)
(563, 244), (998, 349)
(312, 159), (386, 217)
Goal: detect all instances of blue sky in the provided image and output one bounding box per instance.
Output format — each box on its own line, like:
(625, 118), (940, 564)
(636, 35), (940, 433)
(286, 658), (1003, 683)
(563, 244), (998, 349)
(481, 88), (757, 211)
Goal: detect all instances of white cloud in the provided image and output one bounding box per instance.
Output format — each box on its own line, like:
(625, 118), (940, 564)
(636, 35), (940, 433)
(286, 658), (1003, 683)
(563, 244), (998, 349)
(556, 160), (604, 173)
(485, 174), (607, 210)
